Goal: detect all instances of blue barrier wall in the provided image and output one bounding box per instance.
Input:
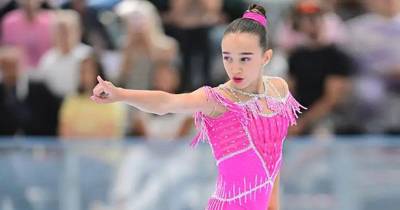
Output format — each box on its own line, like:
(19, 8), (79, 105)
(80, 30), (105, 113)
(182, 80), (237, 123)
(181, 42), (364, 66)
(0, 136), (399, 210)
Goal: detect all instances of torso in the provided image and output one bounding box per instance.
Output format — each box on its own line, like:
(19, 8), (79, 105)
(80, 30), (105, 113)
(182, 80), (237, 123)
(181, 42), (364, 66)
(191, 76), (305, 209)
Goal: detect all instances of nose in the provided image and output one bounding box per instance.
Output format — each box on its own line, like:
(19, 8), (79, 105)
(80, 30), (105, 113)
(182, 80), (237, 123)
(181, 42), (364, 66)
(228, 60), (242, 72)
(232, 65), (243, 75)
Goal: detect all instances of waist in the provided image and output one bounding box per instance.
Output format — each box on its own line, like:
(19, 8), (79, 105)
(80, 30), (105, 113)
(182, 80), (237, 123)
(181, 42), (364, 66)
(212, 172), (273, 202)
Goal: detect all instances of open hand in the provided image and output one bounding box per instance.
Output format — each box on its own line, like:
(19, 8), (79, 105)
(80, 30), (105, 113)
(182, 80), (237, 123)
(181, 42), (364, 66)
(90, 76), (120, 104)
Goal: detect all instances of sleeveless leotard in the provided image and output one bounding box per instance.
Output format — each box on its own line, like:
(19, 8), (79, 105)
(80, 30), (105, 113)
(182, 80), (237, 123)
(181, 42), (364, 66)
(191, 77), (306, 210)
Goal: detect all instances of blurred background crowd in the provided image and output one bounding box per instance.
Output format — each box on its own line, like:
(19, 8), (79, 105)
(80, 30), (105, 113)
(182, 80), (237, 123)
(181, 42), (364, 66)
(0, 1), (400, 210)
(1, 0), (400, 138)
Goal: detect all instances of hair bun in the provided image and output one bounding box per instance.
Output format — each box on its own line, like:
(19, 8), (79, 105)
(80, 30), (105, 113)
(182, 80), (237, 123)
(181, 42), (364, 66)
(248, 4), (266, 17)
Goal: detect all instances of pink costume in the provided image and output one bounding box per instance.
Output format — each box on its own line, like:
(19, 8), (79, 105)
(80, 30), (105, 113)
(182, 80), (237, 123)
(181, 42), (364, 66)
(191, 79), (305, 210)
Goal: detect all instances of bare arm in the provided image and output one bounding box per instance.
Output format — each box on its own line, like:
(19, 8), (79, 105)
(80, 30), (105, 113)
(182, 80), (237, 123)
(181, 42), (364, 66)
(91, 76), (213, 116)
(268, 174), (280, 210)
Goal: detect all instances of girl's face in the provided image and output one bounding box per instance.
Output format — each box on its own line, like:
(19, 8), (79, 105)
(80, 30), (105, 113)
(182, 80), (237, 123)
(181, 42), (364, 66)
(221, 32), (272, 91)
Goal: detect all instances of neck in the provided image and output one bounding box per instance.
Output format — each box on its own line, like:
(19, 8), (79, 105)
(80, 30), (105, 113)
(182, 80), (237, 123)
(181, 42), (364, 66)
(25, 10), (37, 22)
(229, 77), (265, 94)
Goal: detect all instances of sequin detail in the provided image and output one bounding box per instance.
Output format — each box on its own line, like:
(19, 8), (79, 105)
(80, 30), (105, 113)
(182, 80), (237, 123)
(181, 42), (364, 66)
(191, 81), (306, 210)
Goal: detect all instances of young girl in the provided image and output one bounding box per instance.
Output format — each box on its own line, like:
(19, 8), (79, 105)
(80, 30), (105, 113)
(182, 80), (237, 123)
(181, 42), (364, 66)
(91, 4), (305, 210)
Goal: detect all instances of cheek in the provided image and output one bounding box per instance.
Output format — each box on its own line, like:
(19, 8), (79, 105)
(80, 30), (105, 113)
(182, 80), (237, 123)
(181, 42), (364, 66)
(222, 61), (232, 72)
(246, 60), (262, 70)
(247, 62), (263, 76)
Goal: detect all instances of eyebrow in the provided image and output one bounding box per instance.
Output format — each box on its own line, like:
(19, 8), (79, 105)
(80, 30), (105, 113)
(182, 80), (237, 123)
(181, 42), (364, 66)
(222, 52), (254, 55)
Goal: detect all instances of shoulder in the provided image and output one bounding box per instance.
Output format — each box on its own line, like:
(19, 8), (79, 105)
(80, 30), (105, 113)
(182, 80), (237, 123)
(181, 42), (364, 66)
(74, 44), (92, 59)
(264, 76), (289, 99)
(192, 85), (221, 99)
(191, 85), (228, 117)
(2, 10), (22, 25)
(37, 49), (58, 71)
(174, 86), (215, 115)
(155, 35), (178, 52)
(40, 48), (58, 63)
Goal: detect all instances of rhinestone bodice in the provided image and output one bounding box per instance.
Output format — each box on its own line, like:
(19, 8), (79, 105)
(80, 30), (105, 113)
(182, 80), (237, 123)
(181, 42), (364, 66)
(190, 78), (306, 210)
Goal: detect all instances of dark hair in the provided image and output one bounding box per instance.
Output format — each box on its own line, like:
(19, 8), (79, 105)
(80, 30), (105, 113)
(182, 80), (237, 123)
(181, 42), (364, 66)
(224, 4), (269, 50)
(77, 53), (106, 94)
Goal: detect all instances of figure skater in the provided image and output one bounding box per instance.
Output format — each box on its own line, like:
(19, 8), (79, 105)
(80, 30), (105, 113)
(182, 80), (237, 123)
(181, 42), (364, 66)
(91, 4), (306, 210)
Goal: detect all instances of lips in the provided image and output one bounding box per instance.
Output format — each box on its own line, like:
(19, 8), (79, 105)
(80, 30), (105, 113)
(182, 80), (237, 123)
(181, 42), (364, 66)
(233, 77), (243, 83)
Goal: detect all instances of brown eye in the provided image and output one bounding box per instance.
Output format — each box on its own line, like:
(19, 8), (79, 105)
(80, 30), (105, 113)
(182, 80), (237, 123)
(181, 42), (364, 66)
(241, 57), (251, 62)
(223, 56), (233, 63)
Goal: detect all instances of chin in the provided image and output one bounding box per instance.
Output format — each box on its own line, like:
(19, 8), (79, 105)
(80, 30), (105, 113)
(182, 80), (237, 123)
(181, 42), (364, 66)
(231, 81), (247, 89)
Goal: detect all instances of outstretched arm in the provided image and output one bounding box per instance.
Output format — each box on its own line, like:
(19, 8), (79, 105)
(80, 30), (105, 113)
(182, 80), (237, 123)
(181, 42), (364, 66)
(91, 76), (212, 115)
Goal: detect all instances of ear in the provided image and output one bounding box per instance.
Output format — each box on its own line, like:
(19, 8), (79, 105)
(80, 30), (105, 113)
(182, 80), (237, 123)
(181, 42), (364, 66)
(262, 49), (273, 66)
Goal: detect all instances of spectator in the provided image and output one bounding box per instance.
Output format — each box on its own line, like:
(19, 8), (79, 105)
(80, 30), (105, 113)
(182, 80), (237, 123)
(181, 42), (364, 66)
(59, 53), (126, 138)
(38, 9), (92, 98)
(275, 0), (347, 54)
(343, 0), (400, 134)
(114, 0), (178, 90)
(335, 0), (366, 20)
(132, 62), (194, 140)
(162, 0), (225, 91)
(287, 0), (352, 136)
(57, 53), (125, 210)
(61, 0), (115, 51)
(1, 0), (53, 70)
(0, 46), (60, 135)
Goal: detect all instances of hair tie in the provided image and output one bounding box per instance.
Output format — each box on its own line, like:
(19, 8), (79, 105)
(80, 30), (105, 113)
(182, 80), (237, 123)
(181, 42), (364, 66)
(242, 11), (267, 27)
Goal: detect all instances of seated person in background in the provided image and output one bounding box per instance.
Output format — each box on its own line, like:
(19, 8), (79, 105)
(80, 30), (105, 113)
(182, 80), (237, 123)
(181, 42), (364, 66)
(58, 54), (125, 210)
(0, 46), (60, 135)
(132, 61), (194, 140)
(58, 54), (126, 139)
(275, 0), (347, 54)
(287, 1), (352, 136)
(38, 9), (92, 98)
(1, 0), (53, 70)
(344, 0), (400, 134)
(114, 0), (178, 90)
(61, 0), (115, 51)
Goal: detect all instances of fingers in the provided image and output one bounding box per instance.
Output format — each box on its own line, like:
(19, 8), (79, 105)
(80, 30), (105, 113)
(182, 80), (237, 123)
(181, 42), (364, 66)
(96, 75), (115, 88)
(90, 95), (98, 102)
(90, 95), (111, 104)
(92, 83), (104, 97)
(90, 95), (104, 103)
(92, 76), (113, 104)
(97, 75), (105, 84)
